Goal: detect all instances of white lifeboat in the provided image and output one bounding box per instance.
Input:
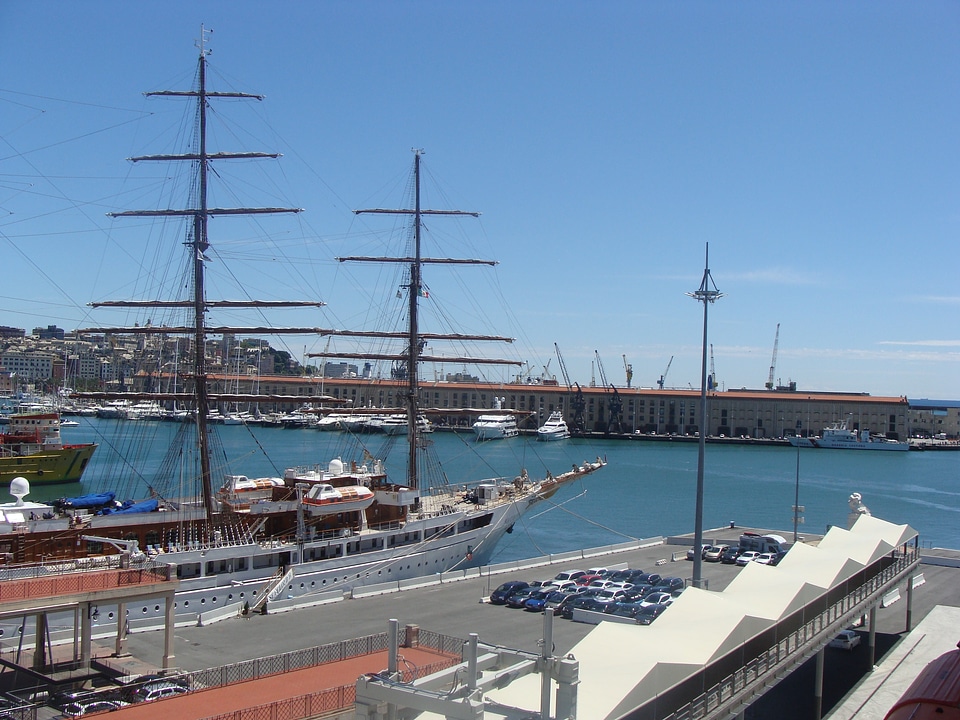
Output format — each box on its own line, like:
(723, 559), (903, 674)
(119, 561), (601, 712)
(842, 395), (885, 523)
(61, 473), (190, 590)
(301, 483), (375, 516)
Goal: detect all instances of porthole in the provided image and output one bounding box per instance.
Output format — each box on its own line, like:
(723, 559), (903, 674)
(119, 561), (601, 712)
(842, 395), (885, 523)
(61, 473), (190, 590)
(155, 605), (160, 612)
(108, 612), (115, 620)
(141, 608), (147, 614)
(201, 599), (205, 604)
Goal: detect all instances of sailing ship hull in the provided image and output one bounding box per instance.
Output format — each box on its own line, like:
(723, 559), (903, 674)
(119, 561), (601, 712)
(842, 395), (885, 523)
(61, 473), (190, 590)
(0, 459), (603, 627)
(0, 444), (97, 485)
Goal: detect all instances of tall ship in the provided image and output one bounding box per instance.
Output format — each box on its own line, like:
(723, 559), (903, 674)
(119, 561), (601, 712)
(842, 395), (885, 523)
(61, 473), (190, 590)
(0, 32), (604, 617)
(789, 417), (909, 452)
(0, 411), (96, 485)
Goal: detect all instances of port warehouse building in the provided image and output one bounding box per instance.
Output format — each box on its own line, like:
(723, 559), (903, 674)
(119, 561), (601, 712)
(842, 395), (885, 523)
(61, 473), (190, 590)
(119, 371), (926, 440)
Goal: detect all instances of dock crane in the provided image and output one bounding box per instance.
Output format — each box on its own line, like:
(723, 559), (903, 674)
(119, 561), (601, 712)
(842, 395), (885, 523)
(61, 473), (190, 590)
(594, 350), (623, 434)
(594, 350), (609, 388)
(622, 355), (633, 388)
(765, 323), (780, 390)
(657, 356), (673, 390)
(555, 343), (585, 435)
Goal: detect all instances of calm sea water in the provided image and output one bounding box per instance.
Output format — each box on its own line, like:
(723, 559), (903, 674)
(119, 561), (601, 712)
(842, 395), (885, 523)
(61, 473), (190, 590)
(40, 418), (960, 561)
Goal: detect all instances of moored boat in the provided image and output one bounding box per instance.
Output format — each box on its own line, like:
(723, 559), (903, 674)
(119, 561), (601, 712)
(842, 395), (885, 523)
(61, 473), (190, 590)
(537, 411), (570, 441)
(472, 398), (519, 440)
(0, 412), (97, 485)
(789, 417), (909, 451)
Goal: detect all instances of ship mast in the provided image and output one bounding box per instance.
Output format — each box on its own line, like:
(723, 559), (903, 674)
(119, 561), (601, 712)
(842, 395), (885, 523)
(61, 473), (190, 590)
(88, 28), (307, 518)
(329, 149), (518, 490)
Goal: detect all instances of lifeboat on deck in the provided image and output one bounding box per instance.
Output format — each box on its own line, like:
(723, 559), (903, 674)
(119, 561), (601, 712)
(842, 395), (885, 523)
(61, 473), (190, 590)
(301, 483), (375, 516)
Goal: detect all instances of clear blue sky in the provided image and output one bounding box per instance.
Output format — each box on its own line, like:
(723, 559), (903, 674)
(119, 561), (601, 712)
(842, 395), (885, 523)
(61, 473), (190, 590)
(1, 1), (957, 399)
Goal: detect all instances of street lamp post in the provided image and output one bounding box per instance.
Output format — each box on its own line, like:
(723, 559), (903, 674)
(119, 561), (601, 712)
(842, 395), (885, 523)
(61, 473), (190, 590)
(686, 243), (723, 588)
(793, 420), (802, 542)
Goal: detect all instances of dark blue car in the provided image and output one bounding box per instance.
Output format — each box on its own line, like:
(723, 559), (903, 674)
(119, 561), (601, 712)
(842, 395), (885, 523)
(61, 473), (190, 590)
(489, 580), (529, 605)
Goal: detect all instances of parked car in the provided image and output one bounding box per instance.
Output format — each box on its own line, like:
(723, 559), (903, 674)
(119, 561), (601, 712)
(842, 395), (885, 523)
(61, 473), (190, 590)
(721, 547), (742, 564)
(62, 699), (127, 716)
(630, 572), (661, 587)
(587, 579), (615, 590)
(552, 569), (586, 583)
(489, 580), (529, 605)
(686, 544), (710, 560)
(546, 579), (579, 593)
(559, 596), (606, 620)
(593, 588), (627, 605)
(543, 591), (572, 610)
(575, 574), (604, 586)
(653, 577), (685, 592)
(736, 551), (760, 566)
(505, 587), (539, 608)
(703, 544), (729, 562)
(586, 567), (610, 577)
(828, 630), (861, 651)
(636, 603), (670, 625)
(753, 552), (777, 565)
(50, 689), (122, 713)
(521, 590), (553, 612)
(639, 592), (674, 608)
(608, 601), (645, 618)
(124, 681), (189, 703)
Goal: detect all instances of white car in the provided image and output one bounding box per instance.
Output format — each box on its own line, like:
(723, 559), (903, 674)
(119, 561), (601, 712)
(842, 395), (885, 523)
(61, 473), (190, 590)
(736, 551), (760, 566)
(753, 552), (777, 565)
(545, 580), (579, 593)
(639, 592), (674, 608)
(828, 630), (861, 651)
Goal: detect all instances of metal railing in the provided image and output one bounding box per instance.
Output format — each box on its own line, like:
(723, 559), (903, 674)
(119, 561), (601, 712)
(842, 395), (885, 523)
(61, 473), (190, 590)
(194, 658), (460, 720)
(653, 547), (920, 720)
(188, 627), (463, 693)
(0, 560), (173, 603)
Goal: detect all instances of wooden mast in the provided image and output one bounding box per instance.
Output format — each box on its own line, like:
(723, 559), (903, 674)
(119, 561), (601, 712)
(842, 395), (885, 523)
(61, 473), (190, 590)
(345, 149), (516, 491)
(98, 27), (305, 519)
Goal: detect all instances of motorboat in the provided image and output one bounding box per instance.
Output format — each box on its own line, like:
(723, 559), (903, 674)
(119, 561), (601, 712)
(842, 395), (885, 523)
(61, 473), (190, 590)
(789, 417), (909, 452)
(537, 411), (570, 441)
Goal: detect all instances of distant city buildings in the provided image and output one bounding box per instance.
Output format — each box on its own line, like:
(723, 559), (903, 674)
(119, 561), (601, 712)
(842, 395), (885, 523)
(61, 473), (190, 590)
(0, 325), (956, 439)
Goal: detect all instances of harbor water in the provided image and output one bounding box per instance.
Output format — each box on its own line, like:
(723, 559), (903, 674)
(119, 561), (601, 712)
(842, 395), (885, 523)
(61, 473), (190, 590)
(37, 418), (960, 560)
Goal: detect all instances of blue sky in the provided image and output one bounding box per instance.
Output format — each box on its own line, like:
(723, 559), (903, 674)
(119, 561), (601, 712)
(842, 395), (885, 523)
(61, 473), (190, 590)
(0, 1), (957, 399)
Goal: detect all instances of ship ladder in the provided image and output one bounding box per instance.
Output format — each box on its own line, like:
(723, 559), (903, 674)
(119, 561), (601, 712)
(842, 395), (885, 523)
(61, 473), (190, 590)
(250, 566), (294, 614)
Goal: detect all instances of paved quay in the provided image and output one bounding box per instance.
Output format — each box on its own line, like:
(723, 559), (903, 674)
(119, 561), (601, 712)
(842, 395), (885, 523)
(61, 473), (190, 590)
(122, 534), (739, 670)
(59, 534), (960, 719)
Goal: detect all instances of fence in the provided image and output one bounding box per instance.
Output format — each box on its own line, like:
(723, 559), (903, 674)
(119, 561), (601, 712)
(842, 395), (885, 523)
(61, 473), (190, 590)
(0, 562), (172, 603)
(654, 546), (921, 720)
(189, 627), (463, 692)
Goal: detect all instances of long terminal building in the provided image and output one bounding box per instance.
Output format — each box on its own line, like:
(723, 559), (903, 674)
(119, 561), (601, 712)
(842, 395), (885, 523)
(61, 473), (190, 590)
(183, 373), (910, 440)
